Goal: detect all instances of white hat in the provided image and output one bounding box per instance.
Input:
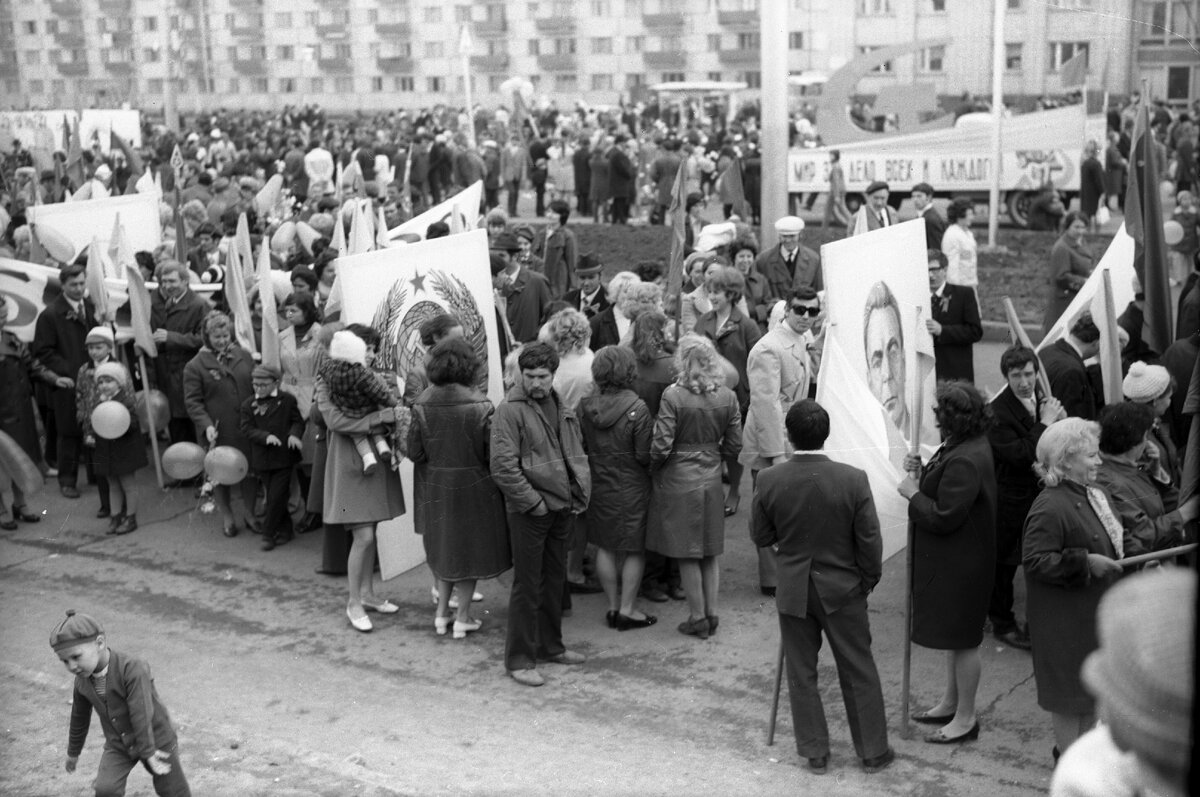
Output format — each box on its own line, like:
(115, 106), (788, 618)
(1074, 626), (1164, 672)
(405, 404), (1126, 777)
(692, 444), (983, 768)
(210, 128), (222, 139)
(329, 330), (366, 366)
(774, 216), (804, 234)
(1122, 361), (1171, 403)
(94, 164), (112, 180)
(85, 326), (115, 346)
(695, 222), (737, 253)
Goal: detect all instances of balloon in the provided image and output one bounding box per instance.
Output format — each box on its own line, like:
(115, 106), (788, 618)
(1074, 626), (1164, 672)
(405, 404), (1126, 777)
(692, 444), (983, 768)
(161, 442), (206, 480)
(134, 390), (170, 432)
(204, 446), (248, 486)
(719, 356), (739, 389)
(1163, 219), (1184, 246)
(35, 225), (77, 263)
(91, 401), (131, 440)
(0, 430), (44, 498)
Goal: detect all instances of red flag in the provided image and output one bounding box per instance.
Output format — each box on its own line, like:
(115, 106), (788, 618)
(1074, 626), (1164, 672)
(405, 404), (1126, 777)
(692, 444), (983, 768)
(223, 240), (256, 356)
(1059, 51), (1087, 89)
(85, 239), (112, 323)
(257, 242), (281, 371)
(719, 156), (752, 221)
(1124, 100), (1174, 352)
(664, 159), (689, 308)
(64, 115), (85, 191)
(124, 263), (157, 358)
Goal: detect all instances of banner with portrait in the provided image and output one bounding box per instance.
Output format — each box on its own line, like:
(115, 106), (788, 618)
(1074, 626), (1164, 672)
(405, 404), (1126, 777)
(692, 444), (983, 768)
(337, 228), (503, 578)
(816, 219), (938, 560)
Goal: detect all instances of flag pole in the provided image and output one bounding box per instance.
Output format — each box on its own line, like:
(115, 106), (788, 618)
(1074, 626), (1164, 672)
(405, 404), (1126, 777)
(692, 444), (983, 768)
(899, 306), (928, 740)
(985, 0), (1005, 250)
(1097, 270), (1123, 405)
(137, 354), (165, 489)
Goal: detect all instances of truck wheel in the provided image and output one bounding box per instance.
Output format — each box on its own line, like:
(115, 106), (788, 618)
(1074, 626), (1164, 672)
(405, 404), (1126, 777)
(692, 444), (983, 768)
(1006, 192), (1033, 228)
(845, 194), (863, 214)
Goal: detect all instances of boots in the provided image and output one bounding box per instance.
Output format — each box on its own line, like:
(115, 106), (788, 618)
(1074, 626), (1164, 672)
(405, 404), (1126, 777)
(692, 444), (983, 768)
(106, 513), (124, 535)
(113, 514), (137, 535)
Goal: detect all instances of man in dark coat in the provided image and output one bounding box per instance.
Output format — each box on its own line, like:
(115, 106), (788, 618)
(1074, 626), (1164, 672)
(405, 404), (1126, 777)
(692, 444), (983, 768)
(1079, 140), (1107, 223)
(32, 263), (95, 498)
(927, 250), (982, 382)
(647, 139), (682, 225)
(751, 400), (893, 775)
(606, 135), (636, 226)
(987, 346), (1064, 650)
(149, 262), (209, 444)
(911, 182), (947, 250)
(493, 232), (550, 344)
(756, 215), (822, 303)
(1039, 311), (1101, 420)
(528, 134), (550, 218)
(562, 255), (610, 320)
(571, 137), (591, 217)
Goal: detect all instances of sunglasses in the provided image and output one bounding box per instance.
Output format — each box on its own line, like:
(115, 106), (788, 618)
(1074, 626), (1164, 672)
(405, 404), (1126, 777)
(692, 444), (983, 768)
(789, 305), (821, 317)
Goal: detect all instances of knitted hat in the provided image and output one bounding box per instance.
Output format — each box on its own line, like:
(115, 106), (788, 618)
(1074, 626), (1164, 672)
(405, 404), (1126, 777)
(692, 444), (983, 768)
(85, 326), (115, 347)
(1122, 361), (1170, 403)
(252, 364), (280, 381)
(50, 609), (104, 652)
(1082, 567), (1195, 776)
(93, 362), (127, 385)
(774, 215), (804, 234)
(329, 330), (366, 365)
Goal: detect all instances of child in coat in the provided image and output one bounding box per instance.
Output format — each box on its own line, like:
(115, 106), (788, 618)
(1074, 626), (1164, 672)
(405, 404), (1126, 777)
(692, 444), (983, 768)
(75, 326), (118, 524)
(318, 329), (398, 475)
(52, 609), (191, 796)
(79, 360), (146, 534)
(239, 364), (304, 551)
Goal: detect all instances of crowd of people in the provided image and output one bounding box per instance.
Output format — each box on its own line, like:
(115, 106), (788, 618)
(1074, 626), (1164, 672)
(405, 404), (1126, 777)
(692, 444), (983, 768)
(0, 94), (1197, 795)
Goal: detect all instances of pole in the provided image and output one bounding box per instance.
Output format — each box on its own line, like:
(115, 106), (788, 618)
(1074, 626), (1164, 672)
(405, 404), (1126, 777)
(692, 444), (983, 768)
(162, 26), (179, 134)
(137, 354), (165, 489)
(1002, 297), (1052, 397)
(460, 25), (476, 151)
(900, 306), (925, 740)
(766, 639), (785, 745)
(759, 0), (788, 251)
(1120, 544), (1199, 569)
(986, 0), (1004, 249)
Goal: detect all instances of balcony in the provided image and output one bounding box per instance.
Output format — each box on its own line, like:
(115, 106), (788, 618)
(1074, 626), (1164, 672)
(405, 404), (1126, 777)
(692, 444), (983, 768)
(104, 61), (135, 75)
(56, 61), (90, 76)
(228, 0), (263, 6)
(54, 31), (87, 47)
(642, 12), (685, 30)
(318, 57), (353, 73)
(717, 48), (759, 65)
(717, 10), (758, 26)
(374, 22), (411, 36)
(316, 23), (348, 39)
(376, 56), (414, 73)
(231, 59), (266, 75)
(49, 0), (83, 16)
(470, 54), (510, 71)
(109, 30), (134, 47)
(231, 25), (263, 39)
(534, 17), (576, 33)
(644, 50), (687, 69)
(475, 18), (507, 34)
(98, 0), (132, 13)
(537, 53), (577, 71)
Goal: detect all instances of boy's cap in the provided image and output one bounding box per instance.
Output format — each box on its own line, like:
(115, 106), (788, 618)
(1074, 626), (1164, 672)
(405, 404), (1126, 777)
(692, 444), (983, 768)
(50, 609), (103, 652)
(252, 364), (281, 381)
(85, 326), (115, 346)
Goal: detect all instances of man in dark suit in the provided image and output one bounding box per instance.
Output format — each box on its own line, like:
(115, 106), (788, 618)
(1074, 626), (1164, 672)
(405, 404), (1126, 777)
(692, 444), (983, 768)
(911, 182), (947, 250)
(755, 215), (822, 304)
(1039, 311), (1102, 420)
(848, 181), (900, 237)
(927, 249), (982, 382)
(492, 232), (550, 344)
(561, 254), (610, 320)
(986, 346), (1065, 650)
(751, 400), (894, 775)
(149, 262), (209, 444)
(32, 263), (94, 498)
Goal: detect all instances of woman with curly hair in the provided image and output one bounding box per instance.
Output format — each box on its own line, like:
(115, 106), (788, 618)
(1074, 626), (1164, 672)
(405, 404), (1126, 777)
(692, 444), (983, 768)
(897, 381), (996, 745)
(729, 238), (772, 330)
(616, 282), (663, 330)
(647, 335), (743, 639)
(541, 308), (594, 413)
(941, 198), (978, 289)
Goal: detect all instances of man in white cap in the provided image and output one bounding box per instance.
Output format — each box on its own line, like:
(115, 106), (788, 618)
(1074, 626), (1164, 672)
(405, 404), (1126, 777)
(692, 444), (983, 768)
(755, 215), (822, 304)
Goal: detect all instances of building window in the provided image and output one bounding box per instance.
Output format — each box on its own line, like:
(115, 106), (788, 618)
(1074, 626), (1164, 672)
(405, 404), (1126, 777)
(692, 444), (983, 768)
(555, 74), (578, 92)
(484, 3), (506, 24)
(397, 76), (415, 91)
(310, 77), (323, 93)
(23, 20), (36, 34)
(253, 77), (269, 92)
(305, 11), (318, 25)
(857, 0), (892, 13)
(455, 4), (472, 22)
(659, 35), (682, 50)
(554, 38), (576, 55)
(275, 12), (292, 28)
(592, 1), (611, 14)
(625, 0), (642, 13)
(142, 17), (157, 32)
(367, 9), (378, 23)
(45, 19), (58, 34)
(920, 44), (945, 72)
(1047, 41), (1088, 71)
(147, 78), (163, 93)
(486, 39), (508, 56)
(737, 32), (760, 49)
(1005, 43), (1022, 71)
(662, 71), (685, 82)
(529, 40), (540, 55)
(280, 77), (296, 93)
(371, 76), (384, 92)
(527, 2), (539, 17)
(1007, 0), (1021, 7)
(489, 75), (505, 91)
(591, 73), (614, 90)
(24, 51), (40, 65)
(789, 32), (804, 49)
(424, 41), (444, 58)
(744, 71), (762, 88)
(625, 72), (645, 88)
(858, 45), (893, 73)
(51, 80), (66, 95)
(143, 47), (160, 62)
(335, 76), (353, 92)
(707, 34), (721, 52)
(277, 45), (294, 60)
(707, 71), (722, 81)
(529, 75), (541, 90)
(29, 79), (44, 94)
(427, 76), (444, 92)
(424, 6), (443, 23)
(626, 36), (644, 53)
(591, 37), (613, 55)
(1166, 65), (1190, 101)
(931, 0), (945, 10)
(551, 1), (573, 14)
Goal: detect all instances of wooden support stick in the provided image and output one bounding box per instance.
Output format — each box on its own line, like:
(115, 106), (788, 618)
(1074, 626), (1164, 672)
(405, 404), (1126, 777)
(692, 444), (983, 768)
(1120, 544), (1198, 569)
(767, 639), (785, 746)
(137, 354), (165, 490)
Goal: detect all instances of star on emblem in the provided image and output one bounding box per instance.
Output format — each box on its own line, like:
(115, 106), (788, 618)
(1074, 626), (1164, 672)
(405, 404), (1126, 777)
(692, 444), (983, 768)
(409, 270), (426, 293)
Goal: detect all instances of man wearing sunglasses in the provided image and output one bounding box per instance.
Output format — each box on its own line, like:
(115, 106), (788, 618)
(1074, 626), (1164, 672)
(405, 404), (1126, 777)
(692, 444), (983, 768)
(742, 287), (823, 598)
(926, 249), (982, 383)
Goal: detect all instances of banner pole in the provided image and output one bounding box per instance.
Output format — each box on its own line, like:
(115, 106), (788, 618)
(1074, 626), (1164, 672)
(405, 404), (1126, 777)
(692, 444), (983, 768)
(766, 639), (784, 745)
(1119, 543), (1198, 569)
(1002, 296), (1052, 398)
(900, 306), (927, 740)
(137, 354), (165, 490)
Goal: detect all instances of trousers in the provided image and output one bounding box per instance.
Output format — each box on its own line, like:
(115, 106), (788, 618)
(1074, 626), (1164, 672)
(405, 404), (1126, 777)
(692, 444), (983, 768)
(504, 508), (569, 671)
(259, 467), (294, 541)
(779, 583), (890, 760)
(93, 742), (190, 797)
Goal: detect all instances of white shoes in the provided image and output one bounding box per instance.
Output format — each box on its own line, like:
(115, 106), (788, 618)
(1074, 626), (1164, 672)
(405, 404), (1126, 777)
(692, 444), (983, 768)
(346, 606), (373, 633)
(452, 618), (483, 639)
(361, 598), (399, 614)
(431, 587), (484, 609)
(434, 614), (453, 636)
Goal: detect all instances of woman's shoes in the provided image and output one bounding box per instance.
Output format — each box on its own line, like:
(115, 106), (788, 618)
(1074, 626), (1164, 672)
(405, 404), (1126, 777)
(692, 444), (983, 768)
(222, 522), (239, 538)
(924, 722), (980, 745)
(678, 617), (711, 640)
(0, 518), (16, 531)
(14, 507), (40, 523)
(361, 598), (400, 614)
(723, 496), (740, 517)
(452, 618), (482, 639)
(432, 587), (485, 609)
(706, 615), (719, 635)
(96, 508), (111, 519)
(107, 514), (124, 535)
(912, 710), (956, 725)
(606, 610), (619, 629)
(347, 606), (373, 633)
(667, 585), (686, 601)
(616, 613), (657, 631)
(434, 614), (453, 636)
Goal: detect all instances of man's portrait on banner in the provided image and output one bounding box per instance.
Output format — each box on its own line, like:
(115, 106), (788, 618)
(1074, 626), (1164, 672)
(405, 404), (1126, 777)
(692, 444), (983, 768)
(863, 281), (909, 434)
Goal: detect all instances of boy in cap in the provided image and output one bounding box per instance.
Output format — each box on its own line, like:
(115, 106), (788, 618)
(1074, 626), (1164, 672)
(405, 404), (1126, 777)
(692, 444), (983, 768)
(52, 610), (191, 796)
(240, 364), (304, 551)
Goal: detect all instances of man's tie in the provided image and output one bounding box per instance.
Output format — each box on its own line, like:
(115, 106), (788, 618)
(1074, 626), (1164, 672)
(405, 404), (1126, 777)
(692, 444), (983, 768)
(877, 211), (887, 227)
